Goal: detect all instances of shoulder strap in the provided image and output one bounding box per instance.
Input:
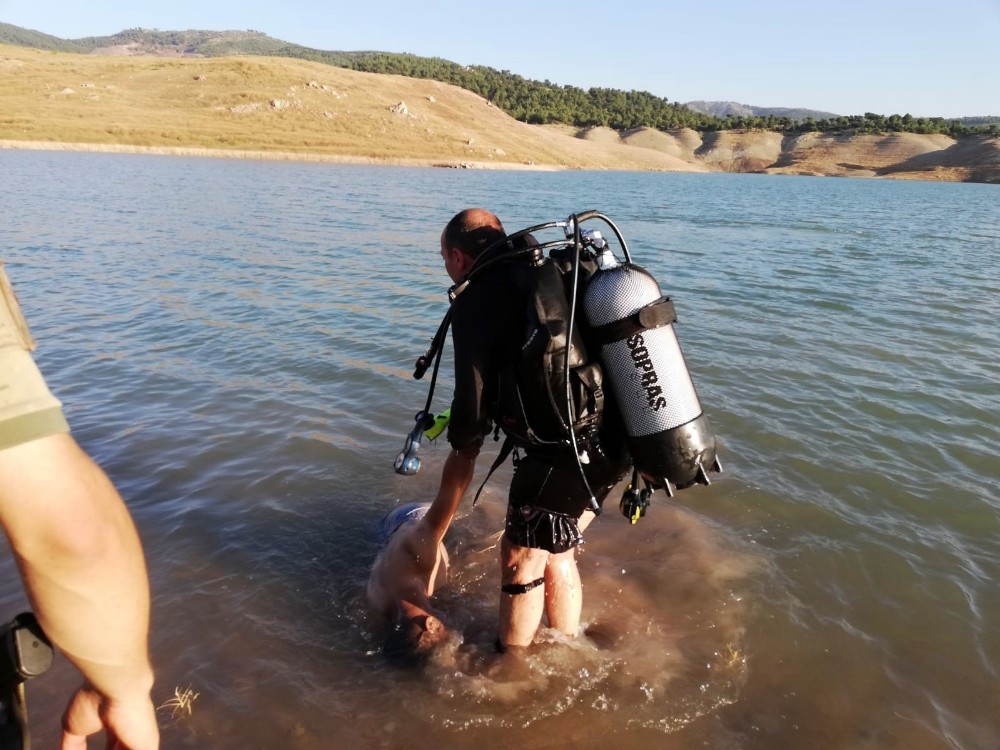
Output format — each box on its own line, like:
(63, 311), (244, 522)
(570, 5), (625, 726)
(471, 436), (516, 507)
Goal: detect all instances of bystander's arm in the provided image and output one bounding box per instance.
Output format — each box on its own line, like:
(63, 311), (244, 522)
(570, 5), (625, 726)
(0, 432), (157, 750)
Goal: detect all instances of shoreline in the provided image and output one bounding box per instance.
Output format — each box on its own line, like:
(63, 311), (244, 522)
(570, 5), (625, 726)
(0, 139), (566, 171)
(2, 137), (996, 183)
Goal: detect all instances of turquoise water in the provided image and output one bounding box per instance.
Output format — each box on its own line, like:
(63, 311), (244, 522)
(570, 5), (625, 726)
(1, 150), (997, 749)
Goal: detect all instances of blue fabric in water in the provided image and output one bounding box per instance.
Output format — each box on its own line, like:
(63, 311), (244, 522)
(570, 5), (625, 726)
(377, 502), (430, 543)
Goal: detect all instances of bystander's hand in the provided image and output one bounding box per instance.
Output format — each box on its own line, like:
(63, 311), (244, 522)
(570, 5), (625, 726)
(61, 682), (159, 750)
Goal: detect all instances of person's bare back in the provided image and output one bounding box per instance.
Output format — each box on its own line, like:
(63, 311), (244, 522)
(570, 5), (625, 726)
(367, 503), (452, 661)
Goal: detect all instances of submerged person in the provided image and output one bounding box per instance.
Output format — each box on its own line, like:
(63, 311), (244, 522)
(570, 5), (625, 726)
(431, 208), (630, 652)
(366, 501), (457, 662)
(0, 263), (158, 748)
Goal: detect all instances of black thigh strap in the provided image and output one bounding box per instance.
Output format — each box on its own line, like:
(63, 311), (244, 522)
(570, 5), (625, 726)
(501, 577), (545, 595)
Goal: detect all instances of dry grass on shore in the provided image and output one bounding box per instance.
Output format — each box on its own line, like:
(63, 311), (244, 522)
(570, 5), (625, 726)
(0, 44), (703, 171)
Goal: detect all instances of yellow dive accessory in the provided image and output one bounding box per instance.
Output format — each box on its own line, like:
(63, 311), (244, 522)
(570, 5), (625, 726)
(424, 408), (451, 441)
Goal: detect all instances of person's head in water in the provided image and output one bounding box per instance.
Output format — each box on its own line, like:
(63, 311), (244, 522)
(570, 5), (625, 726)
(382, 612), (449, 668)
(440, 208), (506, 283)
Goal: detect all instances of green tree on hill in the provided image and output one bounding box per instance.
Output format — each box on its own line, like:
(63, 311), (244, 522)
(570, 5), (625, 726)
(342, 52), (994, 138)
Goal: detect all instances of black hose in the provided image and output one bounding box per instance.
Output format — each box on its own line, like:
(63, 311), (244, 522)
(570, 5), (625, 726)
(565, 213), (600, 515)
(416, 308), (451, 419)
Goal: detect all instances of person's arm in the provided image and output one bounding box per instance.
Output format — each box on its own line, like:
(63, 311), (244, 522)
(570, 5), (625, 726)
(0, 432), (158, 750)
(424, 447), (477, 543)
(422, 277), (503, 544)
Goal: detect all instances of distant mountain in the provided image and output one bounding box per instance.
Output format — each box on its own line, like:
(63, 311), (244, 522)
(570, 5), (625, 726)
(0, 23), (366, 63)
(958, 116), (1000, 128)
(685, 100), (841, 122)
(686, 100), (1000, 128)
(0, 21), (84, 51)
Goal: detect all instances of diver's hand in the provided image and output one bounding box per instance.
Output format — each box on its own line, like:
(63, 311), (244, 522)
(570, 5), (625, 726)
(61, 683), (159, 750)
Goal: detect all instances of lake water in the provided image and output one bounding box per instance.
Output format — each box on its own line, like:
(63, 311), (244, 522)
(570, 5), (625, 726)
(1, 150), (997, 750)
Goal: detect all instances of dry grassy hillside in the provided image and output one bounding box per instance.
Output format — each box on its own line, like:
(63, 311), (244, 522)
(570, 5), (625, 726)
(620, 127), (704, 160)
(1, 44), (997, 182)
(696, 131), (785, 172)
(770, 133), (957, 177)
(0, 44), (704, 171)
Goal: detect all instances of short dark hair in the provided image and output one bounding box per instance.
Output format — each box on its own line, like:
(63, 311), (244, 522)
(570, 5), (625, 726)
(382, 614), (446, 668)
(382, 623), (428, 669)
(443, 208), (507, 259)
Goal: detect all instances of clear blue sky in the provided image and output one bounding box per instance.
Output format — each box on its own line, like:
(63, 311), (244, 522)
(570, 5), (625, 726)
(2, 0), (998, 118)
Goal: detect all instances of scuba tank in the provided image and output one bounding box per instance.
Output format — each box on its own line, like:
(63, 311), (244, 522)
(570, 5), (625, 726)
(582, 244), (721, 495)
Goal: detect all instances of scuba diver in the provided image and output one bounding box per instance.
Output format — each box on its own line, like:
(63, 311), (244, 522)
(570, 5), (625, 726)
(428, 209), (631, 651)
(396, 207), (720, 653)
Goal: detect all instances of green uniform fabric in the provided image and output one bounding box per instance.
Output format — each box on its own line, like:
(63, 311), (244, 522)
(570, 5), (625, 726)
(0, 263), (69, 450)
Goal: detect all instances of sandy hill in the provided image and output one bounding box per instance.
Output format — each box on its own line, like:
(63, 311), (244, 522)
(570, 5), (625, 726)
(1, 44), (997, 183)
(0, 44), (705, 172)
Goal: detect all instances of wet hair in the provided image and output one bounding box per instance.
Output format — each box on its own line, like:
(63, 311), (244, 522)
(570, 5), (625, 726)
(382, 624), (428, 669)
(381, 614), (447, 669)
(443, 209), (507, 259)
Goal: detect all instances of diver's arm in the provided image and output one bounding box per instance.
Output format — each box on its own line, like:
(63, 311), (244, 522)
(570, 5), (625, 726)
(427, 281), (495, 542)
(424, 447), (477, 543)
(0, 433), (158, 749)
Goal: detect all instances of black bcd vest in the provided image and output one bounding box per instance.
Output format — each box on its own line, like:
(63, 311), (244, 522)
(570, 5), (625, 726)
(491, 255), (605, 452)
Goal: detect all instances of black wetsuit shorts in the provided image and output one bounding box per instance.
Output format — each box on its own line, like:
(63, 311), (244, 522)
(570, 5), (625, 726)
(505, 445), (628, 554)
